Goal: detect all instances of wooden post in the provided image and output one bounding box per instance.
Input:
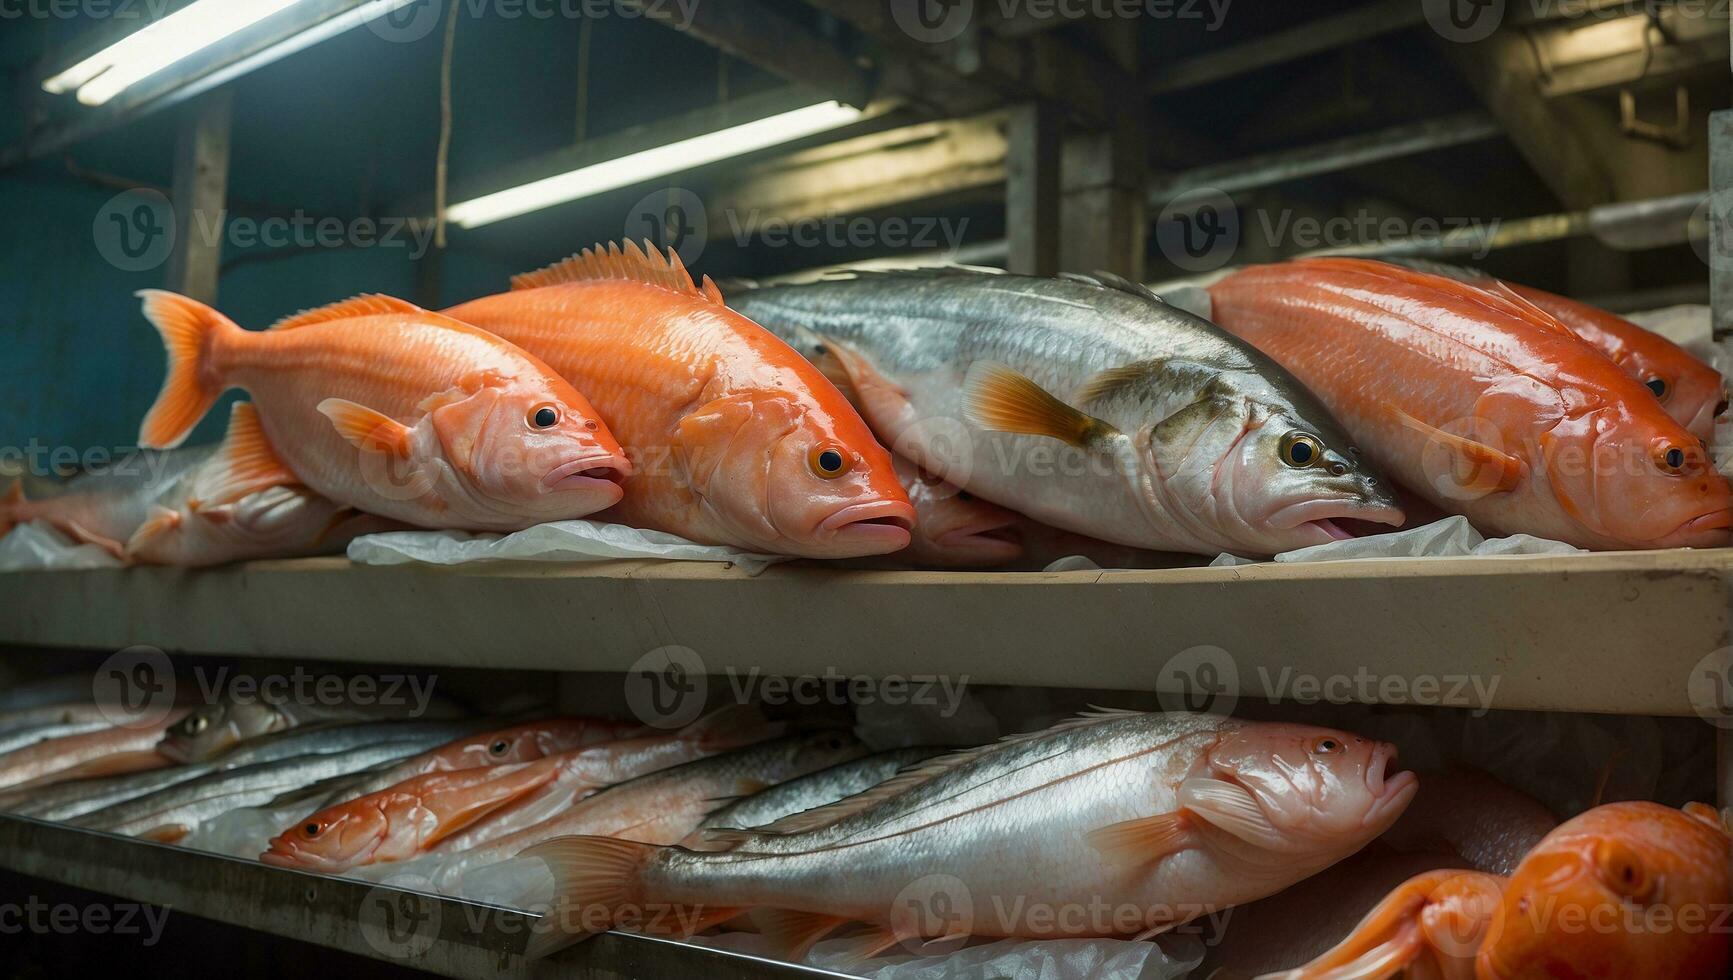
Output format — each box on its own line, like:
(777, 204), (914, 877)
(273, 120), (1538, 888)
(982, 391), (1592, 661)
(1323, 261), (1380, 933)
(1059, 116), (1146, 279)
(164, 90), (232, 304)
(1005, 102), (1060, 276)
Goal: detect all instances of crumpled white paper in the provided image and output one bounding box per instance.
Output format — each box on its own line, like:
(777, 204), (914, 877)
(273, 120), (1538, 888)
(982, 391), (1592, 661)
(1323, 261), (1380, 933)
(346, 520), (790, 575)
(0, 520), (125, 572)
(1204, 516), (1582, 568)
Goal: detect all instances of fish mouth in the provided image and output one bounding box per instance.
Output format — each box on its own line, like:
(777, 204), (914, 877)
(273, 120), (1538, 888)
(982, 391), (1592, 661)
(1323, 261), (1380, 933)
(1674, 509), (1733, 536)
(541, 454), (633, 495)
(1362, 744), (1419, 828)
(934, 517), (1024, 562)
(819, 500), (918, 556)
(1267, 499), (1405, 546)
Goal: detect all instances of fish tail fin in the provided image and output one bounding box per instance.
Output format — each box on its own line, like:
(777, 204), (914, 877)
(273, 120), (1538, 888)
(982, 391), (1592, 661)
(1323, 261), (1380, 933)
(520, 836), (658, 959)
(683, 702), (785, 751)
(0, 477), (24, 537)
(754, 909), (854, 962)
(137, 290), (240, 449)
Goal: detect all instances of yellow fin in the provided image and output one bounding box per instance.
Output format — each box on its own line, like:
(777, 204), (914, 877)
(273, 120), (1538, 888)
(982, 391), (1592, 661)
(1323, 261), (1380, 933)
(511, 239), (723, 306)
(194, 402), (301, 509)
(1390, 405), (1524, 495)
(1084, 811), (1194, 864)
(269, 294), (422, 331)
(123, 506), (183, 560)
(1076, 361), (1160, 404)
(963, 362), (1120, 449)
(316, 399), (413, 458)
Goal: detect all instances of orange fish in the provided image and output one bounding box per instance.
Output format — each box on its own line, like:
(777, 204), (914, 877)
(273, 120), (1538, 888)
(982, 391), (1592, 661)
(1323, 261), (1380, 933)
(404, 717), (657, 773)
(136, 292), (630, 531)
(1262, 801), (1732, 979)
(0, 708), (190, 790)
(891, 456), (1023, 567)
(1386, 260), (1728, 442)
(443, 241), (916, 558)
(1209, 259), (1733, 550)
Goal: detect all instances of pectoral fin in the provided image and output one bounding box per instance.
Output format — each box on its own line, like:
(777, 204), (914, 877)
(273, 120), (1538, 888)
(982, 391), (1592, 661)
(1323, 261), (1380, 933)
(1389, 405), (1524, 494)
(1085, 810), (1195, 864)
(1177, 776), (1288, 850)
(193, 402), (300, 509)
(814, 334), (916, 436)
(963, 361), (1121, 451)
(123, 506), (183, 559)
(317, 399), (413, 458)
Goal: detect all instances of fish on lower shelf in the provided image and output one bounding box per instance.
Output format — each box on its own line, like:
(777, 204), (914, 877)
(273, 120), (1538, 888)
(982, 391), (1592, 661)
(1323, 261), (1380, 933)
(1207, 258), (1733, 550)
(726, 269), (1403, 558)
(518, 709), (1417, 960)
(1261, 801), (1731, 980)
(134, 290), (632, 532)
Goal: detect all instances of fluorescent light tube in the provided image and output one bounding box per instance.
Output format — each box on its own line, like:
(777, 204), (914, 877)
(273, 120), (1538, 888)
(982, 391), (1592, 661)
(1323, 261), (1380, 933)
(44, 0), (419, 107)
(447, 100), (865, 230)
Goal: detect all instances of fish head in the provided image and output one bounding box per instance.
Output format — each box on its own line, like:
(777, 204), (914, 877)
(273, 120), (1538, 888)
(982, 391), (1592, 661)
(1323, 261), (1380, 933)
(260, 801), (390, 873)
(1479, 802), (1731, 980)
(894, 457), (1023, 566)
(677, 391), (915, 558)
(1205, 723), (1417, 853)
(1156, 397), (1402, 553)
(423, 370), (631, 520)
(159, 701), (280, 763)
(770, 729), (872, 780)
(1541, 405), (1733, 548)
(1629, 348), (1728, 444)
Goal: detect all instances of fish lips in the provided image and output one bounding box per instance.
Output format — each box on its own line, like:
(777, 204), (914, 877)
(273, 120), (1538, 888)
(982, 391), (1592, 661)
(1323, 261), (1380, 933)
(539, 454), (633, 496)
(818, 500), (918, 555)
(932, 516), (1024, 563)
(1362, 744), (1419, 829)
(1266, 498), (1406, 545)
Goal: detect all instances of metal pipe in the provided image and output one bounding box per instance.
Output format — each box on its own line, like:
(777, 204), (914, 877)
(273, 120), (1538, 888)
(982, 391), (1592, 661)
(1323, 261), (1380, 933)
(1305, 191), (1705, 259)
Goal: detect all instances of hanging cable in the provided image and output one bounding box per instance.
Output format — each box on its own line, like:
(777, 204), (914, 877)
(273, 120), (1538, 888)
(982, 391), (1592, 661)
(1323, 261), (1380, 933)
(433, 0), (459, 250)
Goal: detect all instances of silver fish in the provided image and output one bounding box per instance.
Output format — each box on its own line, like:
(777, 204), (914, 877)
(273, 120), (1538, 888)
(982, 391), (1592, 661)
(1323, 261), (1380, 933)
(0, 719), (113, 757)
(421, 731), (870, 899)
(0, 407), (397, 566)
(159, 690), (466, 763)
(0, 702), (118, 735)
(727, 271), (1401, 555)
(688, 747), (942, 848)
(72, 742), (431, 841)
(17, 720), (480, 821)
(522, 710), (1418, 959)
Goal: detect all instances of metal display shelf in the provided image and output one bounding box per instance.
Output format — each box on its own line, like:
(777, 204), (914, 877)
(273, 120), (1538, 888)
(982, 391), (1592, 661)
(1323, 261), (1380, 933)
(0, 814), (846, 980)
(2, 549), (1730, 716)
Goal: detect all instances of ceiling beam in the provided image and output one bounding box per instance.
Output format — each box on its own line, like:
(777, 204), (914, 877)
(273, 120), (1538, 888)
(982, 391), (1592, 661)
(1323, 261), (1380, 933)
(1146, 0), (1423, 94)
(616, 0), (874, 106)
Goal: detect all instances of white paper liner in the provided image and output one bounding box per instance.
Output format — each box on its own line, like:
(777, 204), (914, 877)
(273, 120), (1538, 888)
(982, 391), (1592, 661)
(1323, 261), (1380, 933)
(346, 519), (790, 575)
(0, 520), (126, 572)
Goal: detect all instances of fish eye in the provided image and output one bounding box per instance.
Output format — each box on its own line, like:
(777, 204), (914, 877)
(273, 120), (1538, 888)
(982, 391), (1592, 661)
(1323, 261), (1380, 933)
(1596, 840), (1653, 902)
(528, 404), (560, 429)
(1310, 737), (1342, 754)
(180, 714), (209, 736)
(489, 739), (510, 756)
(808, 445), (851, 479)
(1279, 433), (1323, 468)
(1659, 445), (1689, 472)
(302, 822), (323, 838)
(1644, 377), (1669, 401)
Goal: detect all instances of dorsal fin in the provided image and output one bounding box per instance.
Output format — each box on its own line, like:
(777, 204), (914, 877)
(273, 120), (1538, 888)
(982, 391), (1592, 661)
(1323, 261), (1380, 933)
(1062, 270), (1168, 305)
(510, 239), (725, 305)
(270, 294), (422, 330)
(704, 707), (1149, 846)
